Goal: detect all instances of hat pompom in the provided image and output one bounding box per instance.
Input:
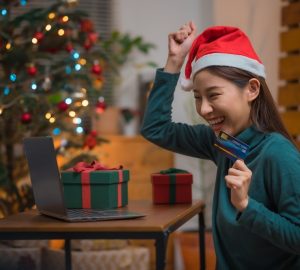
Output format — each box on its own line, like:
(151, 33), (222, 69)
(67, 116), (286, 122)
(180, 76), (194, 91)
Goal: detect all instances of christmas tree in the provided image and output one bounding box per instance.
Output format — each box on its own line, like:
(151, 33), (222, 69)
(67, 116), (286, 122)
(0, 0), (155, 216)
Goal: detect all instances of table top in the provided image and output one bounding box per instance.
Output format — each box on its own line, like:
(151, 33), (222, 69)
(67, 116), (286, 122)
(0, 200), (204, 234)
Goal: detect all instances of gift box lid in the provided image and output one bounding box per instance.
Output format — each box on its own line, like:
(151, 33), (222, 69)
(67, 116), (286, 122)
(61, 170), (129, 185)
(151, 173), (193, 185)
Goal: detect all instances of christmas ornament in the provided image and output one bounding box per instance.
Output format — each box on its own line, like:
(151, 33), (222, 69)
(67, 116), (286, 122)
(83, 130), (98, 150)
(95, 99), (106, 114)
(65, 42), (73, 52)
(91, 61), (102, 75)
(93, 77), (104, 90)
(83, 39), (92, 50)
(57, 100), (69, 112)
(88, 32), (98, 44)
(27, 64), (37, 76)
(21, 112), (32, 124)
(80, 19), (94, 32)
(33, 31), (44, 42)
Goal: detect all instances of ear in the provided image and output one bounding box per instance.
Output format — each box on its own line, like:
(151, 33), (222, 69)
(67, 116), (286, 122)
(246, 78), (260, 102)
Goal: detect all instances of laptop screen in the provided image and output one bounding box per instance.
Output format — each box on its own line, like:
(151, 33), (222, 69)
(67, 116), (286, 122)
(23, 137), (67, 217)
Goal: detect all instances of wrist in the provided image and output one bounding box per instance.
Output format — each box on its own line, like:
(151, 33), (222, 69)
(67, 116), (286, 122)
(237, 197), (249, 212)
(164, 56), (185, 73)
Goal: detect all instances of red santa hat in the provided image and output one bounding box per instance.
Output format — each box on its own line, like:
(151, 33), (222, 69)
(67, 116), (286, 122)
(181, 26), (266, 91)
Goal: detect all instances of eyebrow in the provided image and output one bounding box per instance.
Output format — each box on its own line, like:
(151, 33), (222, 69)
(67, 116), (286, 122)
(193, 86), (221, 94)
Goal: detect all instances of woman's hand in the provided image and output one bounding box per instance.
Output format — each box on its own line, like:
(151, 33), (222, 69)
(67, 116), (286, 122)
(225, 160), (252, 212)
(164, 21), (197, 73)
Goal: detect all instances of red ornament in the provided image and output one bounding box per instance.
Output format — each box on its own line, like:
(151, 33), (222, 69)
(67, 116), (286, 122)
(27, 64), (37, 76)
(95, 100), (106, 114)
(83, 39), (92, 51)
(21, 112), (32, 124)
(88, 32), (98, 44)
(80, 19), (94, 32)
(91, 61), (102, 75)
(57, 101), (69, 112)
(33, 32), (44, 41)
(65, 42), (73, 53)
(83, 130), (98, 150)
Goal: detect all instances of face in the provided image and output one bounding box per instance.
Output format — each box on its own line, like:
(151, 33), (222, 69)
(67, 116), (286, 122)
(193, 70), (253, 136)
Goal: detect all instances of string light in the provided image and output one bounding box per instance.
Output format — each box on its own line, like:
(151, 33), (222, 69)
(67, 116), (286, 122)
(48, 12), (55, 19)
(6, 43), (11, 50)
(49, 117), (55, 123)
(76, 127), (84, 134)
(74, 64), (81, 71)
(65, 66), (72, 74)
(20, 0), (27, 6)
(78, 58), (87, 65)
(0, 107), (3, 115)
(81, 100), (89, 107)
(31, 81), (37, 90)
(1, 9), (7, 16)
(45, 24), (52, 31)
(10, 73), (17, 82)
(65, 98), (72, 104)
(73, 117), (82, 124)
(52, 128), (61, 135)
(62, 16), (69, 22)
(58, 29), (65, 36)
(45, 112), (52, 119)
(72, 51), (80, 59)
(69, 111), (76, 117)
(3, 87), (10, 95)
(32, 38), (38, 44)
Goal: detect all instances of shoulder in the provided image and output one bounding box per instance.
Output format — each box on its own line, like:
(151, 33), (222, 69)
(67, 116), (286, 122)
(263, 132), (298, 156)
(261, 132), (300, 173)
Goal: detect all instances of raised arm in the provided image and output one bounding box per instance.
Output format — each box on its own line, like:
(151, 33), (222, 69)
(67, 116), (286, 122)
(141, 22), (217, 162)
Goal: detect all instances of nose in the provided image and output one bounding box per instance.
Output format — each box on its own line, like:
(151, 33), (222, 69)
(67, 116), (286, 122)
(198, 99), (213, 117)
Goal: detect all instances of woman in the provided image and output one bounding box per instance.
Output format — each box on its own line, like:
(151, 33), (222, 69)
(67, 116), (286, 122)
(141, 22), (300, 269)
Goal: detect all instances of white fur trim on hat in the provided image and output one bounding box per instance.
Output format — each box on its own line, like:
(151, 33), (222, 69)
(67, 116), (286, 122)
(180, 53), (266, 91)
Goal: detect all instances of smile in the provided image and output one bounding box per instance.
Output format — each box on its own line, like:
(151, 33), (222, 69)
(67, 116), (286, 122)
(207, 117), (225, 126)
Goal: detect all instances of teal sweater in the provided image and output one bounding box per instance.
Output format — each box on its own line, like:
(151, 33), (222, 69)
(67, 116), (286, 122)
(141, 69), (300, 269)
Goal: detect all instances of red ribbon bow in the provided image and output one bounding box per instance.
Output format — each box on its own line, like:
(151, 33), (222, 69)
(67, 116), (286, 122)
(72, 161), (122, 172)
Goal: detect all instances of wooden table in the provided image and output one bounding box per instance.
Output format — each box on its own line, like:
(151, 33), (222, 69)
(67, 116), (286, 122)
(0, 200), (206, 270)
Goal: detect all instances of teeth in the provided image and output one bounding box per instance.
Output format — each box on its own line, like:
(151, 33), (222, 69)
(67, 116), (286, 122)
(207, 117), (224, 125)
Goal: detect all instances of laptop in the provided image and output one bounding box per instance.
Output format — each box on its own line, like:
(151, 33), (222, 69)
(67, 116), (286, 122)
(23, 136), (145, 222)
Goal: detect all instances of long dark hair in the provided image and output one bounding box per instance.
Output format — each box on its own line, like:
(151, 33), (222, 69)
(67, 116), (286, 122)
(205, 66), (296, 145)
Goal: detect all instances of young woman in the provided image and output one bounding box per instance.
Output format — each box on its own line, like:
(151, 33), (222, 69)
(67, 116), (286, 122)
(141, 22), (300, 269)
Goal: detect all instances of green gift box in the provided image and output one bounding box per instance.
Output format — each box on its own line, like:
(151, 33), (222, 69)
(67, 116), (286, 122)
(61, 162), (129, 209)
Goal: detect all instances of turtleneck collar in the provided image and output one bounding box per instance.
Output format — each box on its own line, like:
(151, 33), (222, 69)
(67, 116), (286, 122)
(236, 125), (266, 150)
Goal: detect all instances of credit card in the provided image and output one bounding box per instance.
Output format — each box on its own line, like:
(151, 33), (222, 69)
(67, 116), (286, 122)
(214, 131), (249, 162)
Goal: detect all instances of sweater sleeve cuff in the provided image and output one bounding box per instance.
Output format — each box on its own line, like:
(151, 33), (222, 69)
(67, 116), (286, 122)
(155, 68), (180, 86)
(236, 197), (261, 227)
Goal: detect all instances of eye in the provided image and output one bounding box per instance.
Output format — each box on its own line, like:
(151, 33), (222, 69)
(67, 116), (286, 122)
(194, 95), (201, 100)
(209, 93), (220, 99)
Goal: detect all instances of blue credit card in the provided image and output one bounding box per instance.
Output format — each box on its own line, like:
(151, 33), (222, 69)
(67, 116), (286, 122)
(214, 131), (249, 161)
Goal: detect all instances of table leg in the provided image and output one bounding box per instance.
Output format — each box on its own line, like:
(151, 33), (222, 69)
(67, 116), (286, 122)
(199, 212), (206, 270)
(155, 232), (169, 270)
(65, 239), (72, 270)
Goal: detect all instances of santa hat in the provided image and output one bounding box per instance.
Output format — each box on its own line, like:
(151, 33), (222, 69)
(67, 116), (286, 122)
(181, 26), (266, 91)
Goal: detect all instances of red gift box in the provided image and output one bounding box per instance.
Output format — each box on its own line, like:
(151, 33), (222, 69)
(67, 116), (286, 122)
(151, 168), (193, 204)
